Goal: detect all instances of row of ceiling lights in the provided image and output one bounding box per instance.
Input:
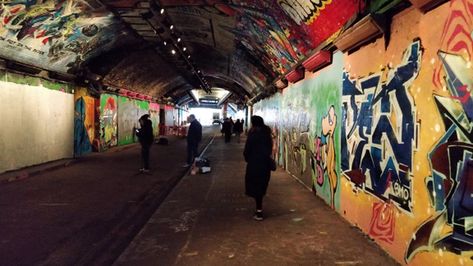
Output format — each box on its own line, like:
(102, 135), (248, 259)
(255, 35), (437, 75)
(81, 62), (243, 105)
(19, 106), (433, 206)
(145, 2), (211, 93)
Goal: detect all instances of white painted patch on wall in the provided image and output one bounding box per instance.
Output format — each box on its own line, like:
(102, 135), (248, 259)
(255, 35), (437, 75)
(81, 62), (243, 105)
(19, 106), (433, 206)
(0, 80), (74, 173)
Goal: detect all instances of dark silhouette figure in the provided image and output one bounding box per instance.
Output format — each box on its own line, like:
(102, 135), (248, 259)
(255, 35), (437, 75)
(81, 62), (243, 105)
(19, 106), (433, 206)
(233, 119), (243, 143)
(136, 114), (154, 173)
(243, 115), (273, 221)
(222, 118), (233, 143)
(186, 114), (202, 167)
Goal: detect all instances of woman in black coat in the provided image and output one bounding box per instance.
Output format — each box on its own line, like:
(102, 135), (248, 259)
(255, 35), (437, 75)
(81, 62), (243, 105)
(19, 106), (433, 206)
(243, 115), (273, 221)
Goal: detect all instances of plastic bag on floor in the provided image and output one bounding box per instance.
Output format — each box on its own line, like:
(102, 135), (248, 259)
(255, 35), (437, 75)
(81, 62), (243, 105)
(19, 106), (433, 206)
(200, 166), (211, 174)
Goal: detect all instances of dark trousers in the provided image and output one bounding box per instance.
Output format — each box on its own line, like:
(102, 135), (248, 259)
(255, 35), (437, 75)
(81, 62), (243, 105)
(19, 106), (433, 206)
(141, 145), (150, 169)
(224, 132), (231, 143)
(255, 195), (263, 210)
(187, 142), (199, 164)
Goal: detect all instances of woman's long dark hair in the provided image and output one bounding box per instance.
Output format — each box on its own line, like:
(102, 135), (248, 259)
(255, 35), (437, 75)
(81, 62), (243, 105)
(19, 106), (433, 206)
(250, 115), (271, 135)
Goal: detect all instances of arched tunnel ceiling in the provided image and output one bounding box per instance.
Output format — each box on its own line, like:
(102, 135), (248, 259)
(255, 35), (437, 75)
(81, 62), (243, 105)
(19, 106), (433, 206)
(0, 0), (390, 105)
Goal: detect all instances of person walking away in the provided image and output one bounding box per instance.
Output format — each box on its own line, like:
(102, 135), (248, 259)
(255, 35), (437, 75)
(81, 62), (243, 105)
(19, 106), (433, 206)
(243, 115), (273, 221)
(136, 114), (154, 173)
(185, 114), (202, 167)
(222, 118), (232, 143)
(234, 119), (243, 143)
(229, 117), (235, 134)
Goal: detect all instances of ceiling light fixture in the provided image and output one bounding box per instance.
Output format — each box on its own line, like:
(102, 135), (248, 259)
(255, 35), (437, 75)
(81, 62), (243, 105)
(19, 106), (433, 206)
(160, 8), (165, 14)
(171, 49), (176, 55)
(177, 38), (181, 43)
(170, 25), (174, 30)
(183, 47), (187, 51)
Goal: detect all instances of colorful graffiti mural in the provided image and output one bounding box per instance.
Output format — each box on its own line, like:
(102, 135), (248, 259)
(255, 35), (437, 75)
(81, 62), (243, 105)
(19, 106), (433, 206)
(318, 105), (338, 207)
(254, 51), (343, 209)
(341, 41), (421, 213)
(406, 0), (473, 261)
(118, 96), (150, 146)
(74, 87), (95, 156)
(100, 93), (118, 150)
(277, 0), (364, 47)
(253, 2), (472, 264)
(74, 96), (93, 156)
(150, 103), (160, 136)
(0, 0), (134, 74)
(235, 7), (303, 74)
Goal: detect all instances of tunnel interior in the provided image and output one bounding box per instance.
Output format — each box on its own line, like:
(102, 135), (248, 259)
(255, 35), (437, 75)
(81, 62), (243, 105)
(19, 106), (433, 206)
(3, 1), (472, 265)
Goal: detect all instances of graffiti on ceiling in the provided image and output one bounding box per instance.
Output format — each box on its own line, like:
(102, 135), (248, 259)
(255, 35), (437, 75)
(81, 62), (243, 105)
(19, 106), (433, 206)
(0, 0), (370, 102)
(0, 0), (137, 74)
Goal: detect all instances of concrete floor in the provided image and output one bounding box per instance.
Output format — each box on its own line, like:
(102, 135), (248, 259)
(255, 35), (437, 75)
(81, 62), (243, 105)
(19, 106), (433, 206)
(0, 128), (214, 265)
(115, 133), (399, 266)
(0, 126), (399, 265)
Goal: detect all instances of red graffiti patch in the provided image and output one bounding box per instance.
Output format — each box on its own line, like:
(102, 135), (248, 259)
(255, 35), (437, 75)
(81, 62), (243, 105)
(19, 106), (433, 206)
(369, 202), (395, 244)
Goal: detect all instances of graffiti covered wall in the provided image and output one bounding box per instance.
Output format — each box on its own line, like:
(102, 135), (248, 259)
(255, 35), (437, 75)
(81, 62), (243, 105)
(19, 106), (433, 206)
(117, 96), (149, 146)
(100, 93), (117, 150)
(149, 103), (160, 136)
(254, 2), (473, 264)
(254, 51), (344, 209)
(0, 72), (74, 173)
(342, 2), (473, 264)
(74, 87), (96, 156)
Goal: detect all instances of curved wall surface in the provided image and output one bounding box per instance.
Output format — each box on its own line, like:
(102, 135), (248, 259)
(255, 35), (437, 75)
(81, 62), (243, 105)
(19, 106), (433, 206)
(254, 2), (473, 264)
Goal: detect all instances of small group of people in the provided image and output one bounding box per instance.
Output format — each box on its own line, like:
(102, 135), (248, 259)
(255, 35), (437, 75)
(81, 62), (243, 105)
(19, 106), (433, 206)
(136, 112), (273, 222)
(221, 117), (244, 143)
(136, 113), (203, 172)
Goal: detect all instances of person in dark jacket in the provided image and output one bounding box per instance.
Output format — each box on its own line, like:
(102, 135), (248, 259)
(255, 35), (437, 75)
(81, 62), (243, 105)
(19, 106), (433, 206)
(222, 118), (233, 143)
(136, 114), (154, 173)
(243, 115), (273, 221)
(185, 114), (202, 167)
(233, 119), (243, 143)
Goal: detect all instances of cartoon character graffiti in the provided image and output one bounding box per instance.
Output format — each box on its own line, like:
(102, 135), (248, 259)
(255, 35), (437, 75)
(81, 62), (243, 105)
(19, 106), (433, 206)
(312, 105), (338, 208)
(341, 41), (421, 212)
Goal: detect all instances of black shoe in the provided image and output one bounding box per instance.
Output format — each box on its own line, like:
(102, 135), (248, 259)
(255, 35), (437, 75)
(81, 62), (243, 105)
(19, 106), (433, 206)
(253, 210), (263, 221)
